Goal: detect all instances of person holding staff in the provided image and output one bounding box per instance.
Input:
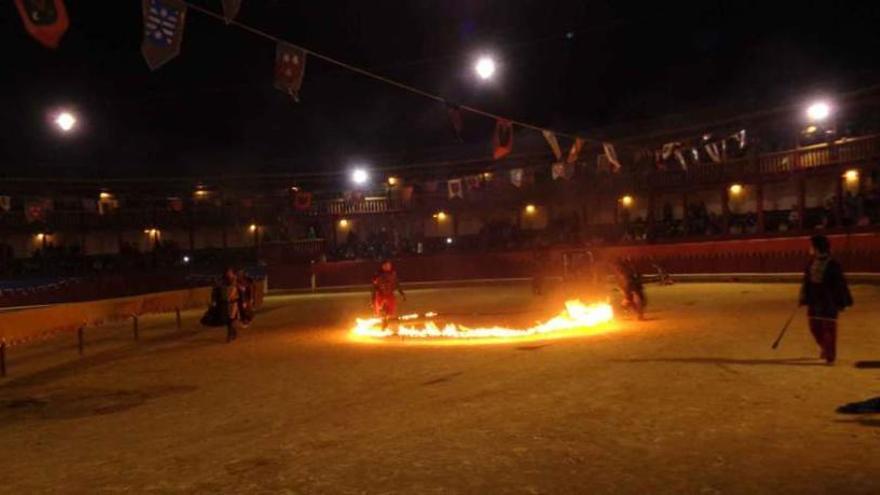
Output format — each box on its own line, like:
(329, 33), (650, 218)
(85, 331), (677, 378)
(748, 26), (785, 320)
(799, 235), (853, 364)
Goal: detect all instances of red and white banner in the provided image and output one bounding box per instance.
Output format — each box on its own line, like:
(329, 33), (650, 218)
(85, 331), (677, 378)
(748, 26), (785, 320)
(14, 0), (69, 49)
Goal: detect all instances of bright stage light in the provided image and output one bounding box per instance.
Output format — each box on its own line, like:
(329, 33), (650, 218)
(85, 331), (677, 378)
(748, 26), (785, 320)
(446, 237), (454, 245)
(475, 56), (496, 80)
(387, 176), (398, 186)
(620, 195), (634, 207)
(339, 218), (349, 228)
(525, 204), (537, 214)
(54, 111), (77, 132)
(351, 168), (369, 185)
(806, 101), (831, 122)
(729, 184), (743, 196)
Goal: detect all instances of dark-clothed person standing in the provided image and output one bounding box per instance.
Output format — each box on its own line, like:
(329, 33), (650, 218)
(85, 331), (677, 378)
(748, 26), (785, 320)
(799, 235), (853, 364)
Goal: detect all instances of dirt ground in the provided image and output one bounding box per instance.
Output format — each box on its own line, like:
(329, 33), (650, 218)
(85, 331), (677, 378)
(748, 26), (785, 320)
(1, 282), (879, 494)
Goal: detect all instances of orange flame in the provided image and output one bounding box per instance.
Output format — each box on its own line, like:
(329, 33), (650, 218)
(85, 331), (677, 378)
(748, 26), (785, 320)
(351, 299), (614, 341)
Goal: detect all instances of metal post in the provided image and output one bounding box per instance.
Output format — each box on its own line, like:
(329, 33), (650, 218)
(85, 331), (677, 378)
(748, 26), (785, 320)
(1, 342), (7, 377)
(77, 327), (84, 356)
(175, 308), (182, 330)
(132, 315), (139, 341)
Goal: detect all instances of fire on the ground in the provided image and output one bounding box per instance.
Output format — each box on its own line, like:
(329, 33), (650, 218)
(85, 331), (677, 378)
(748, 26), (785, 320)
(351, 299), (614, 341)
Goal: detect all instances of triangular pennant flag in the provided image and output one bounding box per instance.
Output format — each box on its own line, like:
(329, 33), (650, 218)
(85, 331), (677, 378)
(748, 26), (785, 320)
(551, 162), (566, 180)
(447, 104), (464, 142)
(705, 142), (722, 163)
(566, 138), (584, 164)
(25, 199), (52, 223)
(733, 129), (747, 149)
(274, 42), (307, 100)
(493, 119), (514, 160)
(542, 130), (562, 161)
(81, 198), (97, 213)
(674, 149), (688, 171)
(168, 197), (184, 212)
(603, 142), (622, 173)
(510, 168), (524, 188)
(0, 196), (10, 212)
(141, 0), (187, 71)
(98, 198), (119, 216)
(221, 0), (242, 23)
(399, 185), (414, 203)
(661, 142), (679, 160)
(293, 191), (313, 210)
(464, 175), (481, 190)
(447, 179), (464, 199)
(14, 0), (69, 49)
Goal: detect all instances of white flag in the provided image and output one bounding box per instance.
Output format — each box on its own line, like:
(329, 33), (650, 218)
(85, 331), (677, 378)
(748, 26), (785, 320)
(602, 142), (621, 173)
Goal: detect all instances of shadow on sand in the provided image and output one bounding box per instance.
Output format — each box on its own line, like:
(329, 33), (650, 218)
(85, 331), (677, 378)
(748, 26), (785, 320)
(616, 357), (828, 367)
(834, 418), (880, 428)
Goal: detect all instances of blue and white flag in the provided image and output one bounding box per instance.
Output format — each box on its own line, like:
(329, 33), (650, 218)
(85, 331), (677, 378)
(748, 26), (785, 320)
(141, 0), (187, 70)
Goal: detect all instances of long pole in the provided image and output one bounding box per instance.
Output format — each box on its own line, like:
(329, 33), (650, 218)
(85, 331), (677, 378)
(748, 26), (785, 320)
(771, 306), (800, 350)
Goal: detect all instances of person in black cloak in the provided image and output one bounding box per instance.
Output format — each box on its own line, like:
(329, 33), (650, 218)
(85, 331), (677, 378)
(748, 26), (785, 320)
(798, 235), (853, 364)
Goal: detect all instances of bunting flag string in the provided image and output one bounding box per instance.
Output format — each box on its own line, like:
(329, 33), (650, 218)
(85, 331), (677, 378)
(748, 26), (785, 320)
(492, 119), (514, 160)
(14, 0), (69, 49)
(141, 0), (187, 71)
(171, 1), (616, 159)
(542, 130), (562, 161)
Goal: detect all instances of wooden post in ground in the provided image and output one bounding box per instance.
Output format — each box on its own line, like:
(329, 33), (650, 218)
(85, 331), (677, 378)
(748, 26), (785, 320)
(77, 327), (84, 356)
(175, 308), (182, 330)
(132, 316), (139, 341)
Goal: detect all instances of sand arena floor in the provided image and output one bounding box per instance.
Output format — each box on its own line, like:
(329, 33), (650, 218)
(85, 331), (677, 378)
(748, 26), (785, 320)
(1, 282), (879, 494)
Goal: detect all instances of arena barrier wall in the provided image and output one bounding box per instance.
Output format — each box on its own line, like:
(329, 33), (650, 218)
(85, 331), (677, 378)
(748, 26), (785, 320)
(265, 232), (880, 289)
(0, 287), (212, 347)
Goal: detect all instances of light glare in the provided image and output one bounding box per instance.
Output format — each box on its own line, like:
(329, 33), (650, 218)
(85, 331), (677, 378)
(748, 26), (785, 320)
(475, 56), (496, 80)
(55, 111), (77, 132)
(806, 101), (831, 122)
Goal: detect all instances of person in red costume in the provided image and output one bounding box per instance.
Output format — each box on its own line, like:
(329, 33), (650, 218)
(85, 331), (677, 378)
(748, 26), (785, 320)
(372, 259), (406, 321)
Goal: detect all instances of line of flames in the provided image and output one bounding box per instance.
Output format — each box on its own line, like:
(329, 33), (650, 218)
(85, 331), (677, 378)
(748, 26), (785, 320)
(351, 299), (614, 340)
